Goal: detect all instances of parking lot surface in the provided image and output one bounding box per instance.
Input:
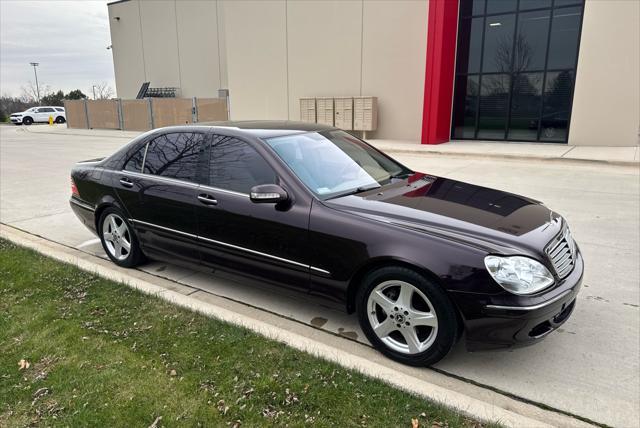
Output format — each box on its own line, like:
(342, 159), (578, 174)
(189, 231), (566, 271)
(1, 125), (638, 427)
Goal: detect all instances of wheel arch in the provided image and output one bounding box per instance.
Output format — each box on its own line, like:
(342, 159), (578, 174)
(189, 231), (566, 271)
(93, 195), (126, 232)
(346, 257), (445, 313)
(345, 257), (466, 337)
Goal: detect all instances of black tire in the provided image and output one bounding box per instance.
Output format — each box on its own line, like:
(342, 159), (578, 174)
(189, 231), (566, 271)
(22, 116), (33, 125)
(55, 116), (65, 124)
(98, 206), (145, 268)
(356, 266), (460, 366)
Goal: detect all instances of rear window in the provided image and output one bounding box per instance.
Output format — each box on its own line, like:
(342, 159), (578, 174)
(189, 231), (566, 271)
(143, 132), (204, 182)
(55, 107), (64, 112)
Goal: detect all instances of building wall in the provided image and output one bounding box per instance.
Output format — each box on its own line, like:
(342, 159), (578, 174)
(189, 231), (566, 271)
(108, 0), (146, 98)
(361, 1), (428, 141)
(108, 0), (428, 140)
(222, 0), (289, 120)
(176, 1), (225, 98)
(569, 0), (640, 146)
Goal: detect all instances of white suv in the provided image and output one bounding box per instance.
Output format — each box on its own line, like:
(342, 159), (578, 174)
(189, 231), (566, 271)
(10, 106), (66, 125)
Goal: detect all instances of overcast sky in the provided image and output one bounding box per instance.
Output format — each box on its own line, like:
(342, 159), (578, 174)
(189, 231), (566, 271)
(0, 0), (115, 98)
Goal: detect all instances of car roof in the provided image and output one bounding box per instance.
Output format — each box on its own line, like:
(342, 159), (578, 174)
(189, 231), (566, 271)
(195, 120), (336, 139)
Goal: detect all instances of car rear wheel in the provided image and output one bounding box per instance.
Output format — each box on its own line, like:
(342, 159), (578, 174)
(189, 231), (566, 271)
(55, 116), (65, 124)
(22, 116), (33, 125)
(356, 266), (459, 366)
(98, 207), (144, 268)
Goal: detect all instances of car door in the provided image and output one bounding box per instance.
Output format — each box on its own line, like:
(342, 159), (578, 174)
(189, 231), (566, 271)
(115, 131), (208, 265)
(196, 134), (311, 291)
(35, 107), (53, 122)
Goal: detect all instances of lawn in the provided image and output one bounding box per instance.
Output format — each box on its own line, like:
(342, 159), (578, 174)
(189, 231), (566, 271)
(0, 239), (492, 427)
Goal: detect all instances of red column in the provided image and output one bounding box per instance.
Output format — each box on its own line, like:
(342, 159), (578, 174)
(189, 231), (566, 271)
(421, 0), (459, 145)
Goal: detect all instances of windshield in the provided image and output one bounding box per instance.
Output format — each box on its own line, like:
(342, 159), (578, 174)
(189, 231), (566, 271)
(265, 130), (411, 199)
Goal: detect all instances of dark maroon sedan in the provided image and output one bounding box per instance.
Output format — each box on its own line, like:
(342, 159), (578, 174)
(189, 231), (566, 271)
(70, 121), (583, 366)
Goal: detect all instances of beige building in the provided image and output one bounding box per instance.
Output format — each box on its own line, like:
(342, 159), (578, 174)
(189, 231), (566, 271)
(108, 0), (639, 147)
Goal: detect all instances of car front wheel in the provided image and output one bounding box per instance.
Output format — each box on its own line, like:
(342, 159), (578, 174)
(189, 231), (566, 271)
(357, 266), (460, 366)
(98, 207), (144, 268)
(22, 116), (33, 125)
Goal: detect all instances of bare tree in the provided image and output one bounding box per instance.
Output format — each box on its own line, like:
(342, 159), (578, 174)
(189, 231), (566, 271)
(92, 82), (115, 100)
(19, 81), (52, 104)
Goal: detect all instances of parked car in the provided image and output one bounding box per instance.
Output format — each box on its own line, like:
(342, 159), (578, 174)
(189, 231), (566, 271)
(69, 121), (583, 366)
(10, 106), (66, 125)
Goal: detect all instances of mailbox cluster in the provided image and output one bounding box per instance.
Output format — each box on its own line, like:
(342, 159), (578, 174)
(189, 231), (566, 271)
(300, 96), (377, 134)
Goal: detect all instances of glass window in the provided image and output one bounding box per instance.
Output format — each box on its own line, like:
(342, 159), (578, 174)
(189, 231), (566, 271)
(515, 10), (550, 71)
(209, 136), (276, 194)
(519, 0), (551, 10)
(451, 75), (480, 139)
(143, 132), (203, 181)
(540, 70), (574, 142)
(486, 0), (516, 14)
(477, 74), (510, 140)
(460, 0), (485, 16)
(547, 7), (582, 69)
(55, 107), (65, 112)
(482, 14), (516, 73)
(124, 145), (146, 173)
(456, 17), (484, 74)
(265, 130), (409, 199)
(507, 73), (543, 140)
(452, 0), (583, 143)
(38, 107), (55, 112)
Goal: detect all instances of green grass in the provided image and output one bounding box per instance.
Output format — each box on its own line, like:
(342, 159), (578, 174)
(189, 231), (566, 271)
(0, 239), (493, 427)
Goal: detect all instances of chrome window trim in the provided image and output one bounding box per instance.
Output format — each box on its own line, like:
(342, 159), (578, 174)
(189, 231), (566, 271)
(121, 170), (200, 188)
(199, 184), (249, 198)
(485, 289), (572, 311)
(70, 198), (95, 212)
(130, 218), (328, 274)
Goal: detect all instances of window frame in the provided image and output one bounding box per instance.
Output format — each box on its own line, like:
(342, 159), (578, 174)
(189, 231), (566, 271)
(121, 131), (209, 185)
(451, 0), (585, 143)
(204, 134), (279, 196)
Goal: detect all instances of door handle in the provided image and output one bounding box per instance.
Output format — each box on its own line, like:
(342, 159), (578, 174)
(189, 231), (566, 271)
(197, 193), (218, 206)
(119, 177), (134, 188)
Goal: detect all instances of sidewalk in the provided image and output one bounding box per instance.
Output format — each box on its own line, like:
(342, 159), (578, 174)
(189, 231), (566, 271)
(19, 124), (639, 165)
(369, 139), (639, 165)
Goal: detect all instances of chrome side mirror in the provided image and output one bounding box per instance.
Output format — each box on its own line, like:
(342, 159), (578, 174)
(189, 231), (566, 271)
(250, 184), (288, 204)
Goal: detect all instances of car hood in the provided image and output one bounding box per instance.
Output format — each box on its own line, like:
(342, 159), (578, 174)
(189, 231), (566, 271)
(323, 172), (562, 255)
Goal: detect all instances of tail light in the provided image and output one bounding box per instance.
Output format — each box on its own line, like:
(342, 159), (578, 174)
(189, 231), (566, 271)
(71, 177), (80, 197)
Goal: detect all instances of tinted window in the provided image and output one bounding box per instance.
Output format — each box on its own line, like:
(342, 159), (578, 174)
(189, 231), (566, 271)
(124, 145), (146, 173)
(477, 74), (510, 140)
(482, 14), (515, 73)
(515, 10), (550, 71)
(452, 75), (479, 138)
(507, 73), (543, 141)
(456, 17), (483, 74)
(55, 107), (64, 112)
(38, 107), (55, 112)
(209, 136), (276, 194)
(486, 0), (515, 14)
(547, 7), (582, 69)
(143, 132), (204, 181)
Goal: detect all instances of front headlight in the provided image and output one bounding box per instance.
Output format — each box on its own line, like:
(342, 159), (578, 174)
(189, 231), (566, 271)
(484, 255), (554, 295)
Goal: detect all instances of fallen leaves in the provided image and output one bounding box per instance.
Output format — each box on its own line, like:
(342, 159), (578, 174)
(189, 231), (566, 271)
(18, 359), (30, 370)
(412, 418), (420, 428)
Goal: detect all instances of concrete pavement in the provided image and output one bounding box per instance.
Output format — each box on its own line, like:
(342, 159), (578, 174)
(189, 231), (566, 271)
(1, 125), (638, 427)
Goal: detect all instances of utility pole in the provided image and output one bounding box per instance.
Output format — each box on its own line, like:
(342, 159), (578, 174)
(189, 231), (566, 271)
(92, 85), (97, 100)
(29, 62), (40, 104)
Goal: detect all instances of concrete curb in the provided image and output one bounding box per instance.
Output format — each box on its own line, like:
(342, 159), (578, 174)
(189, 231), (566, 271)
(1, 224), (596, 428)
(374, 146), (639, 168)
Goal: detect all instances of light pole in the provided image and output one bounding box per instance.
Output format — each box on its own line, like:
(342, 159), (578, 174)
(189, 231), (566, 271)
(29, 62), (40, 104)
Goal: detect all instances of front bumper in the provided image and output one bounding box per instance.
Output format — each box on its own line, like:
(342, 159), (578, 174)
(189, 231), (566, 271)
(453, 252), (584, 351)
(10, 117), (22, 124)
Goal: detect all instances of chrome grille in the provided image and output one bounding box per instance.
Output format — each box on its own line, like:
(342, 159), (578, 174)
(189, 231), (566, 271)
(546, 228), (577, 279)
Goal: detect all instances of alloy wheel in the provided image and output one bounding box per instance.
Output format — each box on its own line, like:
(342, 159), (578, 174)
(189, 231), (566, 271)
(102, 213), (132, 261)
(367, 280), (438, 355)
